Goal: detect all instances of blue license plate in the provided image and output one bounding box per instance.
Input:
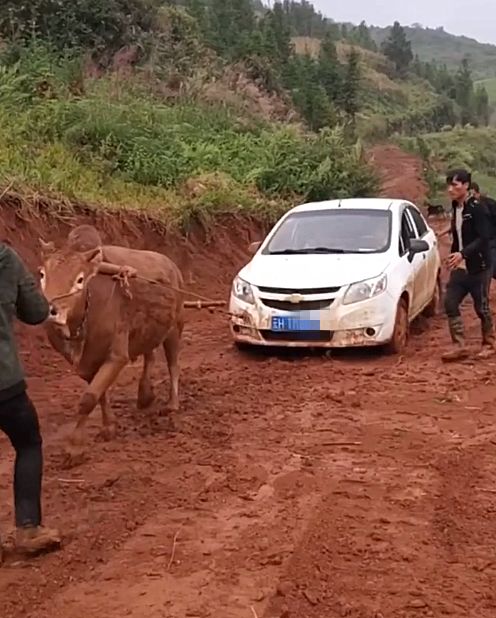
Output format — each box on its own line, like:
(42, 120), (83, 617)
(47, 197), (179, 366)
(271, 316), (320, 331)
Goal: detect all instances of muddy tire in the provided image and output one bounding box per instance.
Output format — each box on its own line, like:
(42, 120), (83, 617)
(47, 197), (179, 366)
(423, 275), (442, 318)
(384, 298), (409, 355)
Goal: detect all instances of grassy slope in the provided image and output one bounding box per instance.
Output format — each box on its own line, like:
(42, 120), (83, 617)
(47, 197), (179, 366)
(0, 49), (378, 225)
(397, 127), (496, 200)
(4, 21), (491, 223)
(369, 25), (496, 79)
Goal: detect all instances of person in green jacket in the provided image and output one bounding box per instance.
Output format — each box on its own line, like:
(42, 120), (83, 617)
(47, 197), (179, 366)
(0, 242), (61, 562)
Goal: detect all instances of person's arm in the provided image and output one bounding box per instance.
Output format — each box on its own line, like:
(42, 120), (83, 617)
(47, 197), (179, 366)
(461, 204), (492, 259)
(11, 248), (49, 325)
(437, 226), (452, 238)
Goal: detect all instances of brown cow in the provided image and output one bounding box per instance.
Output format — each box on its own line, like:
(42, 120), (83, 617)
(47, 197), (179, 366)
(39, 233), (184, 467)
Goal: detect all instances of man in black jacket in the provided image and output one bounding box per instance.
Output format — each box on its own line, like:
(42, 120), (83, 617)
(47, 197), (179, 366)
(442, 169), (495, 361)
(0, 242), (60, 562)
(471, 182), (496, 279)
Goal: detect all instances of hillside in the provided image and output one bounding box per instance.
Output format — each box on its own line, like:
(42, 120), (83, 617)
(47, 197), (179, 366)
(292, 36), (452, 141)
(396, 126), (496, 202)
(0, 2), (382, 226)
(0, 0), (494, 225)
(369, 25), (496, 79)
(253, 2), (496, 80)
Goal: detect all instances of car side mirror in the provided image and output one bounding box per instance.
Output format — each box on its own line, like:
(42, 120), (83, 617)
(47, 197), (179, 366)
(248, 241), (261, 255)
(407, 238), (429, 263)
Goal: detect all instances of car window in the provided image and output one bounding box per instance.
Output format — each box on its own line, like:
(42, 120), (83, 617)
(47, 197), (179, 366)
(407, 205), (428, 237)
(263, 208), (392, 255)
(399, 210), (417, 256)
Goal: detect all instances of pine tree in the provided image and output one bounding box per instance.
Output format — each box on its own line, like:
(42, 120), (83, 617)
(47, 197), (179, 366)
(412, 54), (423, 77)
(474, 84), (490, 126)
(263, 2), (292, 64)
(433, 95), (457, 128)
(231, 0), (255, 34)
(355, 21), (376, 51)
(381, 21), (413, 77)
(341, 46), (361, 123)
(318, 32), (342, 103)
(455, 58), (475, 125)
(208, 0), (255, 58)
(208, 0), (232, 55)
(289, 53), (335, 130)
(184, 0), (208, 34)
(435, 64), (456, 99)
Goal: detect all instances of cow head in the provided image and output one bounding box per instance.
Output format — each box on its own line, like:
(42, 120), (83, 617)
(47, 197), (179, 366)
(39, 239), (102, 335)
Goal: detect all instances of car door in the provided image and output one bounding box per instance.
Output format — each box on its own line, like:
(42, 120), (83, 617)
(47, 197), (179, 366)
(406, 204), (438, 308)
(399, 207), (424, 317)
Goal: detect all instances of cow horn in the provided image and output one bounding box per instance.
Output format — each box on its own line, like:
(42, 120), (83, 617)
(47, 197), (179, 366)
(82, 247), (103, 263)
(39, 238), (55, 256)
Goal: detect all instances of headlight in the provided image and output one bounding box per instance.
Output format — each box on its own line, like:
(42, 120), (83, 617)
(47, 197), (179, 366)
(232, 276), (255, 304)
(343, 274), (387, 305)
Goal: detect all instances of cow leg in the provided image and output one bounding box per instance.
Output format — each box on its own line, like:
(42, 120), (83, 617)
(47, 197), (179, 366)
(137, 351), (156, 409)
(65, 353), (128, 467)
(163, 326), (182, 412)
(98, 393), (117, 442)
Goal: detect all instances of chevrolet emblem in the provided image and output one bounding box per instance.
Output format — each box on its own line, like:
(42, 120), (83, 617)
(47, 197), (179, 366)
(288, 294), (303, 303)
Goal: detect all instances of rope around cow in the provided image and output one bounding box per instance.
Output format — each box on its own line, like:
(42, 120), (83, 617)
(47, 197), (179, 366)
(48, 272), (232, 345)
(113, 271), (231, 316)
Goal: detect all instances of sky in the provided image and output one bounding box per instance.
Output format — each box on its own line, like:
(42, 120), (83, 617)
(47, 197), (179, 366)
(309, 0), (496, 45)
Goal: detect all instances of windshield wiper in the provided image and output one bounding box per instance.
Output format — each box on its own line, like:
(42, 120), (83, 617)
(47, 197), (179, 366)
(269, 247), (347, 255)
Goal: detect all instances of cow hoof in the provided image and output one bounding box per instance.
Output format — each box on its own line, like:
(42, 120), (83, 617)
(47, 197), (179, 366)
(62, 449), (86, 469)
(163, 399), (179, 414)
(98, 425), (117, 442)
(137, 390), (156, 410)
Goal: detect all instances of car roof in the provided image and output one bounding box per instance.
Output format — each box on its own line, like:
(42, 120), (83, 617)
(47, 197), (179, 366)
(289, 198), (413, 214)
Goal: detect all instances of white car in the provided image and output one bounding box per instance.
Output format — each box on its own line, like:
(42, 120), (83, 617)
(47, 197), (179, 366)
(229, 198), (441, 353)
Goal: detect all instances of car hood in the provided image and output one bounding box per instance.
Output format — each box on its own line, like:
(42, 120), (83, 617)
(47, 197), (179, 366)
(239, 252), (390, 290)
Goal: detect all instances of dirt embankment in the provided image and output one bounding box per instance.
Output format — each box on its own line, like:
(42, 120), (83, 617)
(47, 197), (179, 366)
(3, 147), (496, 618)
(368, 144), (428, 204)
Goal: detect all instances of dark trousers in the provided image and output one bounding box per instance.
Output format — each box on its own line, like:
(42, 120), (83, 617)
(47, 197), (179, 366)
(491, 246), (496, 280)
(0, 392), (42, 528)
(444, 267), (493, 342)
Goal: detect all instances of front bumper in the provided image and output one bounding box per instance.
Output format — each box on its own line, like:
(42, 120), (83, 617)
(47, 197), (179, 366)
(229, 291), (398, 349)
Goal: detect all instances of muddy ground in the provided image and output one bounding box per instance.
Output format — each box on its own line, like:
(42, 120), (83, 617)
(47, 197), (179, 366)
(2, 147), (496, 618)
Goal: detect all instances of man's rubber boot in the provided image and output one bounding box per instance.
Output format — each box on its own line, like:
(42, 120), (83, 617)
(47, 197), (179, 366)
(15, 526), (61, 556)
(442, 317), (469, 362)
(477, 328), (496, 359)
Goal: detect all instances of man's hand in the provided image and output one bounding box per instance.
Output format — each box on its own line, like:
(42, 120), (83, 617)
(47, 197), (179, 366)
(447, 252), (464, 270)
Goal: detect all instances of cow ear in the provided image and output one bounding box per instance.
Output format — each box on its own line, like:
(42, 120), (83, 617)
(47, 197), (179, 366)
(39, 238), (55, 258)
(82, 247), (103, 264)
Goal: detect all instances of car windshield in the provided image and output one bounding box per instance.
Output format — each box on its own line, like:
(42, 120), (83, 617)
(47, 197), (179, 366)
(264, 208), (392, 255)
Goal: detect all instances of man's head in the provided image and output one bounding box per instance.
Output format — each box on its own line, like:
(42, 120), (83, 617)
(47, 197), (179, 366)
(446, 168), (471, 203)
(471, 181), (481, 200)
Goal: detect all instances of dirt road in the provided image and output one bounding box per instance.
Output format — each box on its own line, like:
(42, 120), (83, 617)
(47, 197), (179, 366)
(2, 151), (496, 618)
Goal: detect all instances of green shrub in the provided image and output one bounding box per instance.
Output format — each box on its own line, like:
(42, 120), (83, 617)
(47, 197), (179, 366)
(0, 0), (158, 58)
(0, 47), (378, 223)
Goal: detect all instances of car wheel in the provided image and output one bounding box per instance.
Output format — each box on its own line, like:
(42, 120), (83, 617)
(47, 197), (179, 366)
(423, 275), (442, 318)
(384, 298), (409, 355)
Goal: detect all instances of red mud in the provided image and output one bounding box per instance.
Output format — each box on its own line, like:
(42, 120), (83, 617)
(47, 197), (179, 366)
(2, 147), (496, 618)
